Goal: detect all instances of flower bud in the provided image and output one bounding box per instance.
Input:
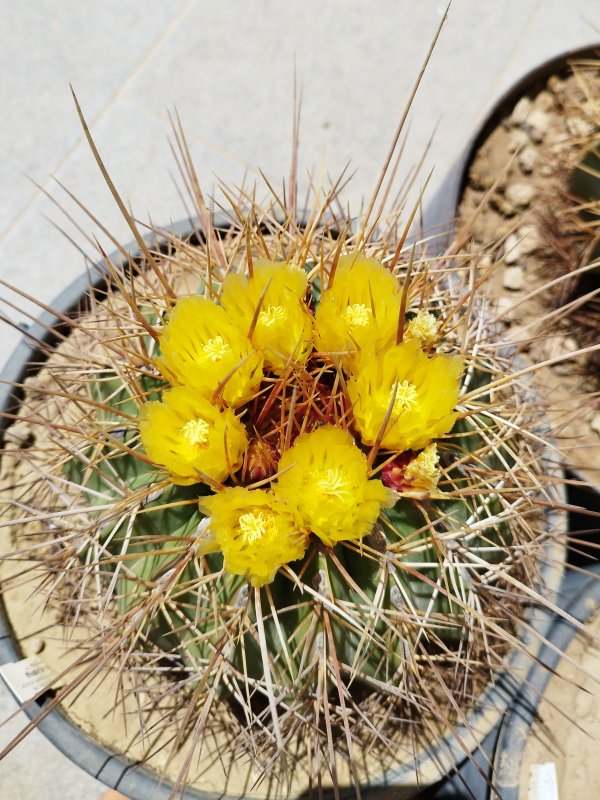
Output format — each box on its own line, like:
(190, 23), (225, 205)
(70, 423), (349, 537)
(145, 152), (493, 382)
(246, 437), (279, 482)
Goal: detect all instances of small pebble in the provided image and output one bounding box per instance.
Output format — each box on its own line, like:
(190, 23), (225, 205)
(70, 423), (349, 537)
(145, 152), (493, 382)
(507, 129), (530, 153)
(503, 234), (521, 265)
(491, 194), (517, 217)
(511, 96), (532, 126)
(503, 265), (524, 291)
(566, 116), (595, 138)
(504, 227), (539, 263)
(591, 414), (600, 437)
(537, 335), (580, 374)
(518, 146), (538, 174)
(548, 75), (565, 95)
(553, 363), (573, 376)
(516, 224), (541, 255)
(539, 164), (553, 177)
(29, 638), (45, 655)
(536, 90), (555, 112)
(468, 167), (489, 191)
(496, 295), (522, 323)
(564, 335), (579, 353)
(506, 182), (536, 209)
(525, 109), (550, 142)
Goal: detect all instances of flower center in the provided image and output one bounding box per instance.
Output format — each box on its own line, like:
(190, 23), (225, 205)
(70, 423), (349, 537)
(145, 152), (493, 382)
(391, 381), (418, 415)
(315, 467), (352, 501)
(405, 445), (439, 483)
(258, 304), (287, 328)
(202, 335), (231, 362)
(181, 418), (211, 446)
(238, 510), (276, 544)
(405, 310), (440, 345)
(344, 303), (372, 328)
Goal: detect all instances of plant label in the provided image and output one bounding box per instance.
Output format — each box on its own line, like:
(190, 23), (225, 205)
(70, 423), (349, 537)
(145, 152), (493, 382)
(528, 762), (559, 800)
(0, 656), (53, 704)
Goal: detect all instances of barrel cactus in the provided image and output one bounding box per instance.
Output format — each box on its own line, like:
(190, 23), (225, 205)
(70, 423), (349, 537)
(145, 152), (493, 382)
(0, 120), (565, 797)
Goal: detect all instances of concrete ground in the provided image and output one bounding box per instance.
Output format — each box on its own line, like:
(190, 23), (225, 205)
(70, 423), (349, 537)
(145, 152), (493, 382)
(0, 1), (598, 797)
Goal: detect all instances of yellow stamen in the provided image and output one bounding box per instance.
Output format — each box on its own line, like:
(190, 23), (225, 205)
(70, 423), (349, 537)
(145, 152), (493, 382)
(405, 311), (440, 346)
(238, 510), (275, 544)
(344, 303), (372, 328)
(181, 418), (211, 446)
(315, 467), (351, 500)
(405, 445), (439, 483)
(392, 381), (418, 415)
(258, 304), (287, 328)
(202, 335), (231, 362)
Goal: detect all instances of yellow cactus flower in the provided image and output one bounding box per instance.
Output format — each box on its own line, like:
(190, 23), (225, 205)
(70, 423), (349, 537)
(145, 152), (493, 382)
(404, 444), (441, 495)
(139, 387), (248, 485)
(199, 487), (308, 586)
(347, 339), (463, 452)
(156, 295), (263, 407)
(274, 426), (394, 548)
(382, 444), (441, 497)
(404, 310), (440, 348)
(221, 259), (313, 372)
(314, 253), (401, 370)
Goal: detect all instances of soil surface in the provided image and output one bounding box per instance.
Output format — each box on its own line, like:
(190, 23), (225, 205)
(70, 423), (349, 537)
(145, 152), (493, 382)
(458, 65), (600, 487)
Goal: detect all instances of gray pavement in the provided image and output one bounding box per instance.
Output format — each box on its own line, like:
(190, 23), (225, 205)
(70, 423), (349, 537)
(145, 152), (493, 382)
(0, 1), (598, 797)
